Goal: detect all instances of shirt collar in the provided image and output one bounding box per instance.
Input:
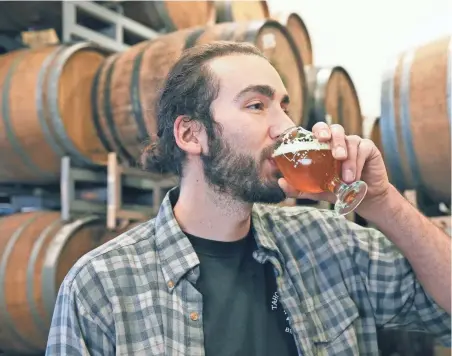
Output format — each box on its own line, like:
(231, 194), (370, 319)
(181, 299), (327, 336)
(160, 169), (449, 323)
(154, 187), (285, 290)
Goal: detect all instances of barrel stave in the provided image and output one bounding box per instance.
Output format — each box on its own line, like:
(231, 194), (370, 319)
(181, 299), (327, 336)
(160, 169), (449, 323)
(4, 212), (60, 351)
(333, 68), (362, 135)
(163, 1), (216, 31)
(55, 45), (111, 166)
(407, 37), (451, 203)
(1, 46), (63, 182)
(393, 53), (416, 189)
(215, 1), (269, 23)
(0, 213), (38, 354)
(272, 12), (313, 66)
(306, 66), (362, 135)
(286, 13), (313, 66)
(0, 50), (35, 182)
(380, 57), (408, 191)
(122, 0), (215, 32)
(92, 54), (121, 156)
(109, 41), (153, 162)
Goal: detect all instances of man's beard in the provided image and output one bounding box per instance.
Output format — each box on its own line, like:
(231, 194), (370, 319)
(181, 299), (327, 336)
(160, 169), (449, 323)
(201, 134), (287, 204)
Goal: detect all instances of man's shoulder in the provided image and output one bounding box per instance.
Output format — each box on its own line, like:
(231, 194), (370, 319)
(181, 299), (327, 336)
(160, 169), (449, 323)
(252, 202), (378, 250)
(253, 202), (347, 232)
(63, 218), (159, 292)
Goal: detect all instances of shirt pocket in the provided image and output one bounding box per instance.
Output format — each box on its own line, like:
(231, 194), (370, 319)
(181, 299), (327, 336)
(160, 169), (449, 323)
(302, 293), (360, 354)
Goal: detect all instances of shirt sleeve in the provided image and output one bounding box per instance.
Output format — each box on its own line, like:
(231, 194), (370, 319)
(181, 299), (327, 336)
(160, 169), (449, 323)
(345, 221), (451, 346)
(45, 267), (115, 355)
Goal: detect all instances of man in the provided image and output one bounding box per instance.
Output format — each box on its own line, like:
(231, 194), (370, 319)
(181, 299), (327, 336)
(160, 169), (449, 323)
(46, 41), (451, 355)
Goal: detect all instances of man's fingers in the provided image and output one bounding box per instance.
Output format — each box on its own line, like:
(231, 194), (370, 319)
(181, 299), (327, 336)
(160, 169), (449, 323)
(330, 124), (347, 160)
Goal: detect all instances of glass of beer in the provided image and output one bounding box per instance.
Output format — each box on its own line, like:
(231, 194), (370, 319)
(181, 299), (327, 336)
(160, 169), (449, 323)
(272, 126), (368, 215)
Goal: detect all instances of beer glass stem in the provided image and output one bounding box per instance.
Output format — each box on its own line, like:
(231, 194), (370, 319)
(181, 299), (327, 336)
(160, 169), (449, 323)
(328, 176), (368, 216)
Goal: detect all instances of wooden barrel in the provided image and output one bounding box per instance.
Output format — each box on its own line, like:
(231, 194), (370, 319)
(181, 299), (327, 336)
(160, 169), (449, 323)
(195, 21), (308, 126)
(215, 1), (269, 23)
(91, 28), (202, 165)
(0, 43), (110, 184)
(362, 115), (383, 154)
(93, 22), (308, 165)
(0, 211), (116, 355)
(305, 66), (362, 135)
(369, 117), (382, 153)
(380, 35), (451, 204)
(122, 0), (216, 32)
(272, 12), (313, 66)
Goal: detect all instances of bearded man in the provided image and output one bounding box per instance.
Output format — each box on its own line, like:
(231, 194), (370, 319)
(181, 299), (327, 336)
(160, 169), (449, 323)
(46, 41), (451, 356)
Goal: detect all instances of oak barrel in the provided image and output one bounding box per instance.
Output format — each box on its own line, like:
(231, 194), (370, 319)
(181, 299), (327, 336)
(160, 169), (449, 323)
(195, 20), (308, 126)
(122, 0), (216, 32)
(0, 211), (116, 355)
(380, 35), (451, 203)
(363, 115), (383, 155)
(272, 12), (313, 66)
(91, 28), (205, 165)
(0, 43), (110, 184)
(215, 1), (269, 23)
(93, 22), (308, 165)
(305, 66), (362, 135)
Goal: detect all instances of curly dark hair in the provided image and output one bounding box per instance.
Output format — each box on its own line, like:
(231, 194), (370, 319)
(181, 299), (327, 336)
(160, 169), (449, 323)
(140, 41), (266, 176)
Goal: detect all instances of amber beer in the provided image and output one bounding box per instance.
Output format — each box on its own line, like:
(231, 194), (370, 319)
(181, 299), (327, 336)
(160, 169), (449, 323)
(273, 141), (341, 193)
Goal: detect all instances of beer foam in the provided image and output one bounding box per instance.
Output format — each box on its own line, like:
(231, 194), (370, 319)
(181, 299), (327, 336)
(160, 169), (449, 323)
(272, 141), (331, 157)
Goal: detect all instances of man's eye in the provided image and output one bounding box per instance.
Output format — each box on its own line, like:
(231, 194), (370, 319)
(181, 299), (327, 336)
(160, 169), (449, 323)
(247, 102), (264, 110)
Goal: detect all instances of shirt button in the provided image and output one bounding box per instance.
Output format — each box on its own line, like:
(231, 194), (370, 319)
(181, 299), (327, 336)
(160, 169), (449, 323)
(190, 312), (199, 321)
(167, 280), (174, 288)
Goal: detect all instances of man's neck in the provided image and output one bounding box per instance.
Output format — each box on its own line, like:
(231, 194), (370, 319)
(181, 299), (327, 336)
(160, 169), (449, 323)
(173, 178), (252, 242)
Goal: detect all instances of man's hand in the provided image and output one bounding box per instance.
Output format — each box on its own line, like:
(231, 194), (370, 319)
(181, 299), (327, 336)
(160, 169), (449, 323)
(277, 123), (451, 314)
(278, 122), (392, 219)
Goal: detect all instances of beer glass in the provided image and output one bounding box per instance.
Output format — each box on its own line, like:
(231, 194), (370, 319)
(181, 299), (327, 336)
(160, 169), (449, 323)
(272, 126), (368, 215)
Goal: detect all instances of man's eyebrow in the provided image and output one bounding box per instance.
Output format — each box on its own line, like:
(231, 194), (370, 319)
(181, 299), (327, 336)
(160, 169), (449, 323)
(281, 94), (290, 104)
(233, 85), (276, 102)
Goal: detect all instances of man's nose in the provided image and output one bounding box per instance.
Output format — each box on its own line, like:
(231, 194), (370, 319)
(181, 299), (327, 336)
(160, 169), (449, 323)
(269, 112), (297, 140)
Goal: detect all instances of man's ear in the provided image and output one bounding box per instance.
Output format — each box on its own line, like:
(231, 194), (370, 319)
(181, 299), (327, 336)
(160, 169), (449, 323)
(173, 115), (204, 155)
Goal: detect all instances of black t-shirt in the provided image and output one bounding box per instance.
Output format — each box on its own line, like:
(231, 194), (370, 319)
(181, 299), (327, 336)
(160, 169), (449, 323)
(185, 229), (299, 356)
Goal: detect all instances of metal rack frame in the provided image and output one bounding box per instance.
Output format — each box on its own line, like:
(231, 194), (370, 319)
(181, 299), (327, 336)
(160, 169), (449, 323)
(60, 154), (178, 229)
(106, 153), (178, 229)
(60, 156), (107, 221)
(61, 1), (161, 52)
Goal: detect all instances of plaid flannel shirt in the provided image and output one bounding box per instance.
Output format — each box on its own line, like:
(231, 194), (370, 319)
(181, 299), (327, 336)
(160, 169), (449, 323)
(46, 187), (451, 356)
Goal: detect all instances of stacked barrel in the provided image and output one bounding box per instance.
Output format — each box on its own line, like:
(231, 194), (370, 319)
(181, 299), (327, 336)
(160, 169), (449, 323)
(379, 35), (451, 215)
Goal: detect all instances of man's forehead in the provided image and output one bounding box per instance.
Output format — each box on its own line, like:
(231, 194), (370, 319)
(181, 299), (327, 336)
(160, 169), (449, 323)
(207, 54), (287, 97)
